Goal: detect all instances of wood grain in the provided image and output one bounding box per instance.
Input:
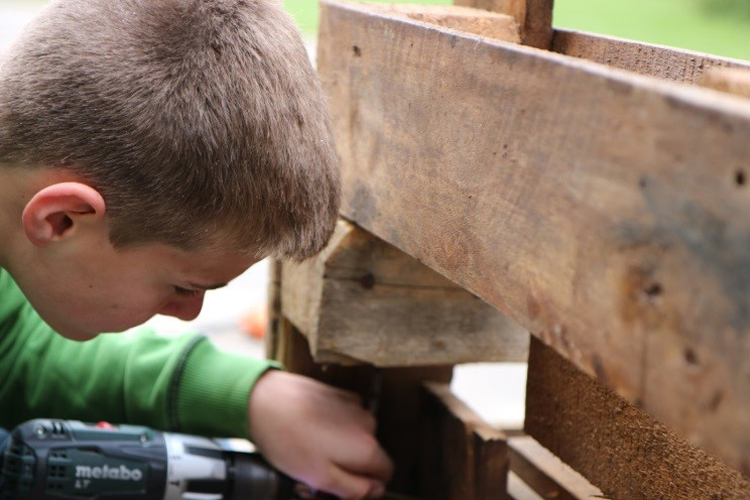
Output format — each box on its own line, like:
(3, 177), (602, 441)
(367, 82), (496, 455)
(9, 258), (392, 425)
(282, 220), (528, 366)
(525, 337), (750, 499)
(420, 383), (509, 499)
(552, 29), (750, 84)
(318, 0), (750, 471)
(454, 0), (552, 48)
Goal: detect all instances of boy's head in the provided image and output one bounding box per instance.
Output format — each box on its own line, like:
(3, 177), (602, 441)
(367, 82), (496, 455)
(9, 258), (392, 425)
(0, 0), (341, 339)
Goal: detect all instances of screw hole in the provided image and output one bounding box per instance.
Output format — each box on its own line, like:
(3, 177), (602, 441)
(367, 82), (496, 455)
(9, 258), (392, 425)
(645, 282), (662, 298)
(359, 272), (375, 290)
(684, 347), (699, 366)
(735, 169), (746, 187)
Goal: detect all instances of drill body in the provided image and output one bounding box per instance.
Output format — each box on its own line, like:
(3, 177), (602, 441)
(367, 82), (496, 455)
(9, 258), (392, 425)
(0, 419), (295, 500)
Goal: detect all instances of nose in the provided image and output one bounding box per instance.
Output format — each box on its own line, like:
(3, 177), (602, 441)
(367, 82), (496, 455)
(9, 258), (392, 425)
(159, 292), (205, 321)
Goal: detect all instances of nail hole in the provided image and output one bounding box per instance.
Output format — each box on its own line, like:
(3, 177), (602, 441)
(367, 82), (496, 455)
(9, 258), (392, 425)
(735, 169), (746, 186)
(352, 45), (362, 57)
(359, 272), (375, 290)
(645, 283), (662, 298)
(684, 347), (699, 366)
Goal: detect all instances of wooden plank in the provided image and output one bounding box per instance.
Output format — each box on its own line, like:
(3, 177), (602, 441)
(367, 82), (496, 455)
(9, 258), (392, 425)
(508, 436), (602, 500)
(366, 4), (520, 44)
(454, 0), (552, 49)
(525, 337), (750, 499)
(552, 29), (750, 84)
(282, 219), (528, 366)
(317, 0), (750, 471)
(420, 383), (509, 499)
(701, 68), (750, 99)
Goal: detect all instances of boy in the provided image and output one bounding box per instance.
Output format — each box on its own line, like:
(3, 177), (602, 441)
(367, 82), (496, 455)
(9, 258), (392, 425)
(0, 0), (392, 498)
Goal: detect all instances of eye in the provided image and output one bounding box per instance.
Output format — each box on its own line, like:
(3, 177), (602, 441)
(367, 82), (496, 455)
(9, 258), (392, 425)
(174, 286), (201, 297)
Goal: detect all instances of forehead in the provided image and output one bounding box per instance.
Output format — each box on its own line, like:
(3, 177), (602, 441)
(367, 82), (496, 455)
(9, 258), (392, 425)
(129, 243), (259, 282)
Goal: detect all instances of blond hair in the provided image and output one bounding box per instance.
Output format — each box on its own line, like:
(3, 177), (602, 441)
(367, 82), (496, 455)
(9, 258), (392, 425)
(0, 0), (340, 259)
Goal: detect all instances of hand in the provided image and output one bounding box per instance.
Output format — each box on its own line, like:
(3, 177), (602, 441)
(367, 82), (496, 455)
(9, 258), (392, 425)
(248, 370), (393, 499)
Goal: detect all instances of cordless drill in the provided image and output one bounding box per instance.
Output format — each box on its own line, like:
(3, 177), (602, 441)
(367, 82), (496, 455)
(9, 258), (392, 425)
(0, 419), (304, 500)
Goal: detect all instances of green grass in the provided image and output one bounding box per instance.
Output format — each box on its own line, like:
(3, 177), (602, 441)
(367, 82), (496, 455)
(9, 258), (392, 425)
(283, 0), (750, 61)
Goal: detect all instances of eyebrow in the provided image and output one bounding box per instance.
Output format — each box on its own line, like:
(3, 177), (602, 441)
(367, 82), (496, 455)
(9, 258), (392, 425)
(188, 282), (229, 291)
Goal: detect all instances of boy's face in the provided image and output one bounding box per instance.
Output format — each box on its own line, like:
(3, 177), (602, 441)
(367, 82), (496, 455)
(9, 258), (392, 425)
(1, 172), (260, 341)
(15, 237), (258, 341)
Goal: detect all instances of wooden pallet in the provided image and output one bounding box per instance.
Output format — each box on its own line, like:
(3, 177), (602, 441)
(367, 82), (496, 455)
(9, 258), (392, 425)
(269, 0), (750, 497)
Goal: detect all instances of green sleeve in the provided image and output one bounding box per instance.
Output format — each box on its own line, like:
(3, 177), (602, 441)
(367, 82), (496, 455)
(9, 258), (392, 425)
(0, 268), (280, 438)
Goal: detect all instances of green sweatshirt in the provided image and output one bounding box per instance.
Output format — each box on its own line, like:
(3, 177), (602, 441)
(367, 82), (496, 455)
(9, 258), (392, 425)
(0, 267), (278, 438)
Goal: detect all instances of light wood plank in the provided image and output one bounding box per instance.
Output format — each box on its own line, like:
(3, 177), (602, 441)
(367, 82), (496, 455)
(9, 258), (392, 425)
(552, 29), (750, 84)
(282, 220), (528, 366)
(508, 436), (602, 500)
(525, 337), (750, 498)
(318, 0), (750, 471)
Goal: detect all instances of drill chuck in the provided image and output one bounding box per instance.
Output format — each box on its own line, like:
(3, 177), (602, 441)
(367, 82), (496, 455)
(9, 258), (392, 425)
(0, 419), (295, 500)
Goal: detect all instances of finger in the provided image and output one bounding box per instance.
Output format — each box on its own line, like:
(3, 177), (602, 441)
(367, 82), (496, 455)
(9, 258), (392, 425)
(334, 437), (394, 482)
(316, 465), (386, 500)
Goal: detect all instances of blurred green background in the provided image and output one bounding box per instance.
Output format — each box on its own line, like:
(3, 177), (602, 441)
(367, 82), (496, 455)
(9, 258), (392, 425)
(282, 0), (750, 60)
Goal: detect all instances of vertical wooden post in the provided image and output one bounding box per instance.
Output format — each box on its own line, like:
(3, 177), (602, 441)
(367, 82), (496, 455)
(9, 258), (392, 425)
(420, 383), (510, 499)
(454, 0), (553, 48)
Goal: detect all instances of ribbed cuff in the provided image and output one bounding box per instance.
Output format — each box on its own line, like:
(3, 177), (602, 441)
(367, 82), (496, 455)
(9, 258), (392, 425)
(174, 338), (281, 439)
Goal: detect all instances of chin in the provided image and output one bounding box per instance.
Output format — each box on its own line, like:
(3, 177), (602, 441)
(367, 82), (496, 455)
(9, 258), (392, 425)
(46, 321), (102, 342)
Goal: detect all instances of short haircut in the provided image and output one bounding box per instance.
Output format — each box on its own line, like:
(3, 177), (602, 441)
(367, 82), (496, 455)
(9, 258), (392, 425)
(0, 0), (341, 260)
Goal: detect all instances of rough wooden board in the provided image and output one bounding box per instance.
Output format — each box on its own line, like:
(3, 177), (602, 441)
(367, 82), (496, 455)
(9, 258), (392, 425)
(267, 314), (453, 494)
(525, 337), (750, 499)
(508, 436), (603, 500)
(318, 0), (750, 470)
(454, 0), (552, 49)
(366, 4), (520, 43)
(552, 29), (750, 84)
(701, 67), (750, 99)
(420, 383), (509, 499)
(282, 220), (529, 366)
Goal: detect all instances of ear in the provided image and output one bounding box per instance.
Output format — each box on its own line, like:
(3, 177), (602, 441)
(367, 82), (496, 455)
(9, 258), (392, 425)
(22, 182), (106, 247)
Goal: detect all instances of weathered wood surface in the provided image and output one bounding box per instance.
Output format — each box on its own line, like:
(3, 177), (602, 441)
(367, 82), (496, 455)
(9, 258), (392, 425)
(508, 436), (602, 500)
(282, 220), (528, 366)
(455, 0), (552, 49)
(701, 68), (750, 99)
(420, 383), (509, 499)
(525, 337), (750, 498)
(318, 0), (750, 471)
(367, 4), (520, 44)
(552, 29), (750, 84)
